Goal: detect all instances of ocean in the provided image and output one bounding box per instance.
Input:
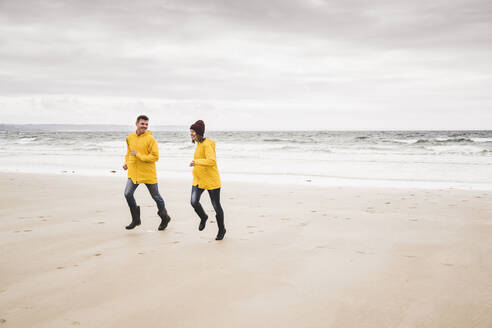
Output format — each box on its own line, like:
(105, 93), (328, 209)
(1, 126), (491, 190)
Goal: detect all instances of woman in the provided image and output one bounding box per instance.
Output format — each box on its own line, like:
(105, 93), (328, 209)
(189, 120), (226, 240)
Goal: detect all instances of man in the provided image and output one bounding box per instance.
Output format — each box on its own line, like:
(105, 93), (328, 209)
(123, 115), (171, 230)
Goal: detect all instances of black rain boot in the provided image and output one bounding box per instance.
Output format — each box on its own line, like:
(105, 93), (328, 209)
(215, 214), (226, 240)
(125, 206), (141, 230)
(157, 208), (171, 231)
(193, 205), (208, 231)
(198, 213), (208, 231)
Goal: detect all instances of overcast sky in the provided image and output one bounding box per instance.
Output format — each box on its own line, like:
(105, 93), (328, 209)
(0, 0), (491, 130)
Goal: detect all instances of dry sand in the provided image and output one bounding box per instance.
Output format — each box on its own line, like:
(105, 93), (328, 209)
(1, 172), (491, 327)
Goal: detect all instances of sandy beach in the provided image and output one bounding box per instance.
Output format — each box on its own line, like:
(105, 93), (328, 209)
(1, 172), (491, 327)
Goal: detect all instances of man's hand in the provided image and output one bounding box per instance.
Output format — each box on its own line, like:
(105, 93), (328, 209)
(189, 160), (195, 167)
(123, 164), (128, 170)
(130, 150), (137, 156)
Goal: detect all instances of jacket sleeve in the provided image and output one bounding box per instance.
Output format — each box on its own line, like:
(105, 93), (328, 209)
(136, 138), (159, 163)
(124, 138), (130, 164)
(195, 143), (216, 166)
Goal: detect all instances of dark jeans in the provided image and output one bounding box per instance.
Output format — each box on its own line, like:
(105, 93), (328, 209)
(190, 185), (225, 230)
(124, 178), (165, 211)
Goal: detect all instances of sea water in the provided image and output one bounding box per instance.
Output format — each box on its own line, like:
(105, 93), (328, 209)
(1, 127), (491, 190)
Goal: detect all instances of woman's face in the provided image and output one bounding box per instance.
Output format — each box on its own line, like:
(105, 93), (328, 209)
(190, 129), (198, 142)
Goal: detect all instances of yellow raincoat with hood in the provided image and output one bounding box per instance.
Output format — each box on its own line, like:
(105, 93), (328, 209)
(125, 131), (159, 184)
(192, 138), (221, 190)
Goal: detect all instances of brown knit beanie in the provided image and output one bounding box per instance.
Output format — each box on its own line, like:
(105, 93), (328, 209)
(190, 120), (205, 136)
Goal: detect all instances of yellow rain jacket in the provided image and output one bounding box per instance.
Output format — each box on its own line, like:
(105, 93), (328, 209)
(125, 131), (159, 184)
(192, 138), (221, 190)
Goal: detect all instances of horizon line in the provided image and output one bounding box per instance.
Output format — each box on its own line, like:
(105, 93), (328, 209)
(0, 124), (490, 132)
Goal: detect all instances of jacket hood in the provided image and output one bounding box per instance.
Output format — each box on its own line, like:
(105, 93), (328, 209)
(133, 130), (153, 136)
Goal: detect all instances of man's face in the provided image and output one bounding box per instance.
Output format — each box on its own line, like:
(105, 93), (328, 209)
(190, 129), (198, 141)
(136, 119), (149, 134)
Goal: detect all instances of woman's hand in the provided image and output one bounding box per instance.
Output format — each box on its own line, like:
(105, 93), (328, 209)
(189, 160), (195, 167)
(123, 164), (128, 170)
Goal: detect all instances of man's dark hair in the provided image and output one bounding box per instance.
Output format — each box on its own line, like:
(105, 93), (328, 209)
(136, 115), (149, 122)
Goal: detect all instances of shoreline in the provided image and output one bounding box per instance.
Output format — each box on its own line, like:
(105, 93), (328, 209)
(1, 172), (492, 327)
(2, 168), (492, 191)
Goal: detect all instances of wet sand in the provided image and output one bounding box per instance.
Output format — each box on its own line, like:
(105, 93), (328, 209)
(1, 172), (491, 327)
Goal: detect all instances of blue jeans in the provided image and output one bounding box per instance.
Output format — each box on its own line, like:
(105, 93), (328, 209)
(190, 185), (225, 230)
(124, 179), (165, 211)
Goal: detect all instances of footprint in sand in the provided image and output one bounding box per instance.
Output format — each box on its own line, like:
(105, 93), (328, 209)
(311, 210), (317, 213)
(442, 263), (454, 267)
(409, 218), (419, 222)
(322, 214), (327, 216)
(96, 210), (105, 213)
(72, 321), (80, 326)
(344, 217), (352, 220)
(385, 202), (391, 204)
(57, 266), (64, 270)
(280, 218), (291, 221)
(210, 220), (215, 223)
(23, 230), (32, 232)
(137, 252), (145, 255)
(13, 231), (20, 233)
(404, 255), (417, 258)
(246, 225), (257, 228)
(356, 251), (367, 254)
(298, 222), (309, 226)
(94, 253), (102, 256)
(248, 231), (255, 234)
(169, 241), (180, 244)
(0, 318), (6, 324)
(97, 222), (105, 224)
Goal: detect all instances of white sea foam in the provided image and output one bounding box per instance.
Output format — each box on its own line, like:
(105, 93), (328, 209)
(471, 137), (492, 143)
